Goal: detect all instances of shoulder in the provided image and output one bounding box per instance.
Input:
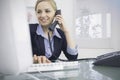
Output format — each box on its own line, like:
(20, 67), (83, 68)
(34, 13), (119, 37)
(29, 23), (39, 33)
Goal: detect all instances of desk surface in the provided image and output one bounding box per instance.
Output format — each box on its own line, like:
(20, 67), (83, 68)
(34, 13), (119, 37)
(0, 60), (120, 80)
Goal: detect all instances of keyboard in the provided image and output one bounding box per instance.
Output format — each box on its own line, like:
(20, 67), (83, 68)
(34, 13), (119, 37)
(25, 61), (79, 73)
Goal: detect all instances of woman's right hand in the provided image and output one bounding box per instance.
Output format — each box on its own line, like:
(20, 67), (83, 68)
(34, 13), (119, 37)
(33, 54), (51, 63)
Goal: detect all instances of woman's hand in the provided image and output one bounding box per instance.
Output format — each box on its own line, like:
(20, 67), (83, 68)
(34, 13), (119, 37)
(55, 15), (68, 32)
(33, 54), (51, 63)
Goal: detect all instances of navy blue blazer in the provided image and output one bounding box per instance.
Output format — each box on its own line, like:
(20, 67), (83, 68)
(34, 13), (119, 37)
(29, 24), (78, 61)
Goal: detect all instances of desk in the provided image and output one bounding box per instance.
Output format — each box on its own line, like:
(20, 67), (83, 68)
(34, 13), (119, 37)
(0, 60), (120, 80)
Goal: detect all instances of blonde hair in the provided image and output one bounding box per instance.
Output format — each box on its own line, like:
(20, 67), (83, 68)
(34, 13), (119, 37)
(35, 0), (57, 11)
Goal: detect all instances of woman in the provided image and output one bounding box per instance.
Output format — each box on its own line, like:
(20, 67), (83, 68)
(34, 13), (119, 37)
(30, 0), (78, 63)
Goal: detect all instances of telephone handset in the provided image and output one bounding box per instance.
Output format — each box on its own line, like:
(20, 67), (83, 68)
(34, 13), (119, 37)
(48, 10), (61, 31)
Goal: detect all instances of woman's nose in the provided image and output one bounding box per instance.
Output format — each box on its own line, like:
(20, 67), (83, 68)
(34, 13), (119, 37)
(40, 12), (46, 17)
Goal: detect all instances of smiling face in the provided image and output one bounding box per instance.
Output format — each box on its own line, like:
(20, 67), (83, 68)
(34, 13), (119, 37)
(35, 1), (56, 27)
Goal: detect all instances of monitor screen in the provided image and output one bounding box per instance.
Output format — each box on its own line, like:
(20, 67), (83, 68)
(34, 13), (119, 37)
(0, 0), (33, 75)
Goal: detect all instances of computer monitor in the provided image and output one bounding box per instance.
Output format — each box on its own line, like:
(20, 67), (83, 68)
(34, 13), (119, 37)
(0, 0), (33, 75)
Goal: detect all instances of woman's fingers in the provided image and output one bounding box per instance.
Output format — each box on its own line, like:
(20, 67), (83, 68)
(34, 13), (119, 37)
(33, 55), (51, 63)
(46, 58), (51, 63)
(38, 56), (42, 63)
(55, 15), (66, 30)
(33, 54), (38, 63)
(55, 15), (63, 24)
(37, 56), (51, 63)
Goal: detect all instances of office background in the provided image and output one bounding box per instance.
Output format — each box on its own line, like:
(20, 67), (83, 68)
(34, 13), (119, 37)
(25, 0), (120, 59)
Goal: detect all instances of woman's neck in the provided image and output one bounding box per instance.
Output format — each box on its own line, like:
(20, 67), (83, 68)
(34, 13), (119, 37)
(41, 26), (53, 38)
(41, 25), (49, 33)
